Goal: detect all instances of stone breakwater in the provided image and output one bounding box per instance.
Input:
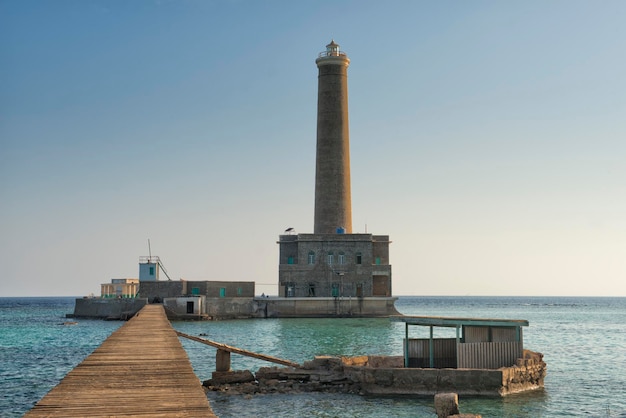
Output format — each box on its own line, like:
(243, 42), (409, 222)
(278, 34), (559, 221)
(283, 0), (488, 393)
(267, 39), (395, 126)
(203, 356), (372, 396)
(504, 350), (547, 395)
(203, 350), (546, 397)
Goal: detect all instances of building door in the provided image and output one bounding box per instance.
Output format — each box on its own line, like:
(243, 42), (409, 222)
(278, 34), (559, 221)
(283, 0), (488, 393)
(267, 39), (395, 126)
(373, 276), (390, 296)
(356, 283), (363, 297)
(186, 301), (194, 314)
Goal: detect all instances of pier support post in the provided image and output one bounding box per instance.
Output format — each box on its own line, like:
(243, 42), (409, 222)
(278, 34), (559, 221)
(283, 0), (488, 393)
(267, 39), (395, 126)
(216, 349), (231, 372)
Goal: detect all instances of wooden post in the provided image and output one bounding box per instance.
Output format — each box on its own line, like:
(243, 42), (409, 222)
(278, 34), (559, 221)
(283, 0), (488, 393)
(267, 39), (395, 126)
(216, 349), (231, 372)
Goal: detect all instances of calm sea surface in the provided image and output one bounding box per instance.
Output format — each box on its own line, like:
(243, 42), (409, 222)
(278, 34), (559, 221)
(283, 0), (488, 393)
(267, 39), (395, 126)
(1, 296), (625, 417)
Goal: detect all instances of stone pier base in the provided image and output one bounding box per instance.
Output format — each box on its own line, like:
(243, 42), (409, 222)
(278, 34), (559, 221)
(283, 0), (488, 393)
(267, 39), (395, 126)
(203, 352), (546, 398)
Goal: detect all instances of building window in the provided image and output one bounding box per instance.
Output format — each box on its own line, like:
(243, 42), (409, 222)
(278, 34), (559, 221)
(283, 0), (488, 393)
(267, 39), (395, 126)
(308, 251), (315, 264)
(338, 252), (345, 265)
(219, 288), (226, 297)
(331, 283), (340, 297)
(287, 256), (294, 264)
(191, 287), (200, 295)
(327, 252), (334, 265)
(356, 252), (362, 264)
(308, 283), (316, 297)
(149, 266), (155, 275)
(237, 287), (242, 296)
(375, 257), (381, 265)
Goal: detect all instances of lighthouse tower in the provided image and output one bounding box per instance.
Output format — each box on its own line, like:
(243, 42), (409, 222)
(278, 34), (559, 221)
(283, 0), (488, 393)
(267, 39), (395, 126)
(314, 40), (352, 234)
(275, 41), (396, 316)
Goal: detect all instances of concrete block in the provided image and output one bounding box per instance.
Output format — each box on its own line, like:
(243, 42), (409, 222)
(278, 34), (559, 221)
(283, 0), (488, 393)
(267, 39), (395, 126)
(208, 370), (255, 385)
(216, 349), (231, 372)
(434, 393), (459, 418)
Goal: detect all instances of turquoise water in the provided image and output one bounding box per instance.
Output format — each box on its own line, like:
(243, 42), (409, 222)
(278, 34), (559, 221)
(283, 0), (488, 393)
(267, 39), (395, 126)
(0, 297), (122, 417)
(1, 297), (625, 417)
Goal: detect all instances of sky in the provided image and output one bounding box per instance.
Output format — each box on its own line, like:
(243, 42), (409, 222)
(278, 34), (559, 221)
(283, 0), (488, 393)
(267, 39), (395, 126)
(1, 0), (625, 297)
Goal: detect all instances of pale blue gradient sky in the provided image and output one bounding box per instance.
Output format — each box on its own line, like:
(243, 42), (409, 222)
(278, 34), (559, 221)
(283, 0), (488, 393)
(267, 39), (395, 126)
(1, 1), (625, 296)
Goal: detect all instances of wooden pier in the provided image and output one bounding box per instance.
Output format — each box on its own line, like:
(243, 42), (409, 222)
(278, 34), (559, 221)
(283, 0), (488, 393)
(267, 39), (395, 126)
(25, 304), (216, 417)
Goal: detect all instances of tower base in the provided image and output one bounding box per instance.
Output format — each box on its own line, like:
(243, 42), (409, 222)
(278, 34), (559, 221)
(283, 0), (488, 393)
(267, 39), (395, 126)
(254, 296), (399, 318)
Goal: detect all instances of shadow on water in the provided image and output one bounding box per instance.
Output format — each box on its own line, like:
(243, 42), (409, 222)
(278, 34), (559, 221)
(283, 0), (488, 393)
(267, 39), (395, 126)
(460, 389), (549, 417)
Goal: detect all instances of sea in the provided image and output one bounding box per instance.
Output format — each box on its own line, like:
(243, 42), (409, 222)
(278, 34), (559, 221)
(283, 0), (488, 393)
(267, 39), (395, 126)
(1, 296), (625, 418)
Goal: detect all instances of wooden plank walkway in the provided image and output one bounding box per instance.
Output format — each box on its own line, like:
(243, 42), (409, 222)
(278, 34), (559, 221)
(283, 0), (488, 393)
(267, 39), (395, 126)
(25, 304), (217, 417)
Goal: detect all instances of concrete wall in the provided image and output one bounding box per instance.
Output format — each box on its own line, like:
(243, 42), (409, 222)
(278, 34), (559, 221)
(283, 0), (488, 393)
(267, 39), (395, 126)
(348, 367), (505, 396)
(257, 297), (399, 318)
(343, 350), (546, 397)
(168, 297), (399, 319)
(205, 297), (258, 319)
(138, 280), (255, 301)
(288, 353), (545, 397)
(72, 298), (148, 319)
(138, 281), (184, 301)
(184, 281), (255, 298)
(72, 295), (399, 320)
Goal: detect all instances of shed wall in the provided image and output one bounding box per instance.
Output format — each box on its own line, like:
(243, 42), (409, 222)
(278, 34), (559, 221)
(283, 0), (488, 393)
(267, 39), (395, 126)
(405, 338), (457, 368)
(457, 341), (523, 369)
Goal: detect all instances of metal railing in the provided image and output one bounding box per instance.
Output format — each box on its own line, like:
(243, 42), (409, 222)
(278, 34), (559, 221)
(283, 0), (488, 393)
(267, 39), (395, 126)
(139, 256), (161, 263)
(318, 50), (347, 58)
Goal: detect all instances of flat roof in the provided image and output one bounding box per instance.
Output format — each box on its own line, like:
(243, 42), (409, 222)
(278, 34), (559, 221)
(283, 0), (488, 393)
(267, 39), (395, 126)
(390, 315), (529, 328)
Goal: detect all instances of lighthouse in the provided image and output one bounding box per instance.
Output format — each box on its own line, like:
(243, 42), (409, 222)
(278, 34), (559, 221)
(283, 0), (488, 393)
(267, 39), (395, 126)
(314, 40), (352, 234)
(275, 41), (396, 316)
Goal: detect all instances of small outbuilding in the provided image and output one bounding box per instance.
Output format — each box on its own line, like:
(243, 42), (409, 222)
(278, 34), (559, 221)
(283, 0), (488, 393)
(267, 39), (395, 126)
(163, 295), (207, 320)
(390, 315), (528, 369)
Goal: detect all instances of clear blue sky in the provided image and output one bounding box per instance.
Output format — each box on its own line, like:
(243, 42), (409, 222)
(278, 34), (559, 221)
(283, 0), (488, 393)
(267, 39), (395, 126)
(1, 1), (625, 297)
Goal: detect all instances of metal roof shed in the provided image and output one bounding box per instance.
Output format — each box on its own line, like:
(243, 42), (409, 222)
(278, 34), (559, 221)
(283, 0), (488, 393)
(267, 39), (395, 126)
(390, 315), (529, 369)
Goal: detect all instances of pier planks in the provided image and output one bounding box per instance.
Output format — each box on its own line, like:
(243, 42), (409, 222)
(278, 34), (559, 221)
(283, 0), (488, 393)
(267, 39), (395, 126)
(25, 304), (216, 417)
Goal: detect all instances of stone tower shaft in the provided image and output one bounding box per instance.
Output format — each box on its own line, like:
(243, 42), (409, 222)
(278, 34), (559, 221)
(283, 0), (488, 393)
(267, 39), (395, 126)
(314, 40), (352, 234)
